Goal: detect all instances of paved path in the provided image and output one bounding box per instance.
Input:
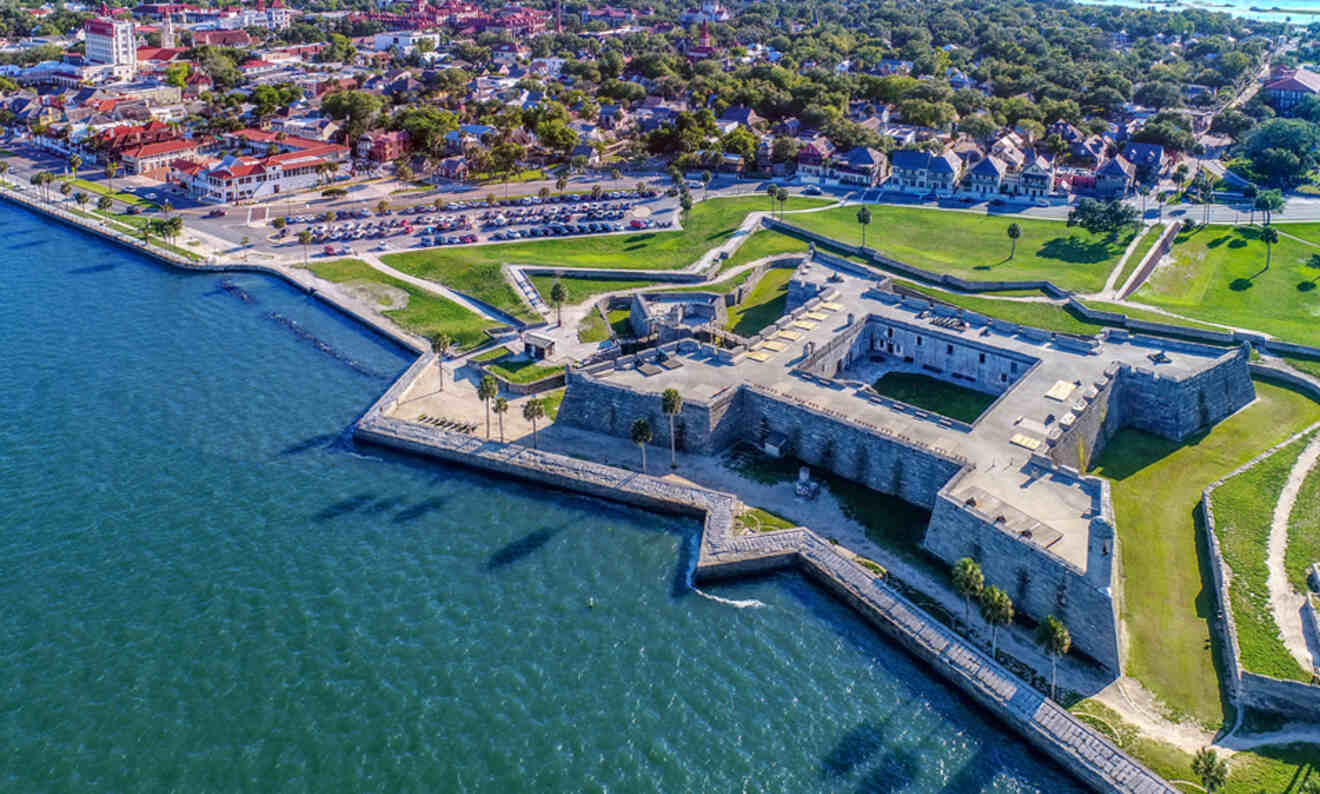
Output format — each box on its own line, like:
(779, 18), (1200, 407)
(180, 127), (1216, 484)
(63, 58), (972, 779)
(1100, 223), (1157, 298)
(1267, 413), (1320, 673)
(356, 252), (521, 326)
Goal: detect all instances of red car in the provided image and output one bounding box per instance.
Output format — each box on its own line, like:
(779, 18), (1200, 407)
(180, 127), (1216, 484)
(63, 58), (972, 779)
(322, 245), (335, 256)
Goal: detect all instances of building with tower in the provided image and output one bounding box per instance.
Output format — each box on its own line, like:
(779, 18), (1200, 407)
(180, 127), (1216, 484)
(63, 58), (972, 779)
(83, 17), (138, 81)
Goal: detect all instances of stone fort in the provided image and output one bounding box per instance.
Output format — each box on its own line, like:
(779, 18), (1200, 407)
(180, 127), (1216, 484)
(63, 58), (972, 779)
(556, 258), (1255, 672)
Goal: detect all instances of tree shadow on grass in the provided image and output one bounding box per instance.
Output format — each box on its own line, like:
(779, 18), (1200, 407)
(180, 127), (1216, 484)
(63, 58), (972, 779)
(1035, 236), (1120, 265)
(1226, 239), (1248, 249)
(1206, 235), (1231, 249)
(1229, 278), (1255, 291)
(705, 226), (737, 241)
(1298, 281), (1316, 292)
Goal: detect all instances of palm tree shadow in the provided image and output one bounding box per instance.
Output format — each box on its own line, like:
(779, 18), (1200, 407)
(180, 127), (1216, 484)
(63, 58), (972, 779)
(1228, 277), (1254, 291)
(485, 522), (572, 570)
(820, 720), (893, 779)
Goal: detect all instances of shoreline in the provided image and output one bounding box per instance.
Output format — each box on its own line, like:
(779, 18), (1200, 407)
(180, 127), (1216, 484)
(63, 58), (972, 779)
(1076, 0), (1316, 22)
(0, 185), (1174, 793)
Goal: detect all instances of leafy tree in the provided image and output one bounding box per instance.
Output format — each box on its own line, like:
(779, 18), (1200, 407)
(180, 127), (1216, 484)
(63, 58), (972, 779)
(979, 585), (1014, 659)
(630, 417), (653, 473)
(522, 398), (545, 449)
(377, 200), (389, 215)
(1035, 615), (1071, 700)
(322, 90), (386, 144)
(163, 62), (189, 89)
(493, 396), (508, 443)
(661, 388), (683, 469)
(1067, 198), (1138, 237)
(1255, 188), (1286, 224)
(1244, 119), (1320, 187)
(856, 205), (872, 248)
(1191, 748), (1228, 793)
(1006, 223), (1021, 260)
(549, 280), (566, 326)
(1134, 81), (1183, 110)
(952, 557), (984, 623)
(477, 375), (497, 438)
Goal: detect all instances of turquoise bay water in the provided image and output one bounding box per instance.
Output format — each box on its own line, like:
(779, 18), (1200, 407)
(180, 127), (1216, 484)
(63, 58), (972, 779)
(1079, 0), (1318, 22)
(0, 205), (1083, 792)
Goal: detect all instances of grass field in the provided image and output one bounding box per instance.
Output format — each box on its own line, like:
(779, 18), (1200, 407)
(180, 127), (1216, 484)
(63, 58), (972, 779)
(1134, 223), (1320, 347)
(1210, 431), (1315, 682)
(1090, 380), (1320, 725)
(303, 258), (497, 349)
(62, 177), (156, 208)
(734, 507), (797, 533)
(481, 353), (564, 385)
(607, 308), (631, 337)
(719, 229), (811, 273)
(1286, 446), (1320, 597)
(382, 195), (829, 283)
(872, 372), (996, 424)
(1113, 224), (1166, 292)
(724, 267), (794, 336)
(784, 204), (1135, 292)
(542, 387), (565, 420)
(577, 309), (610, 343)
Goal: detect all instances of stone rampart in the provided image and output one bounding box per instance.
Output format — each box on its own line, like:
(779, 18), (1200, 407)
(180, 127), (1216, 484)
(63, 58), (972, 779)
(1115, 346), (1254, 442)
(1047, 364), (1124, 471)
(1200, 423), (1320, 722)
(352, 355), (1176, 794)
(924, 471), (1121, 671)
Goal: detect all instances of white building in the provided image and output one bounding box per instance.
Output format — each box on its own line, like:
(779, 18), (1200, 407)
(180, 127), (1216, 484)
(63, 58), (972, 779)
(372, 31), (440, 54)
(83, 18), (136, 80)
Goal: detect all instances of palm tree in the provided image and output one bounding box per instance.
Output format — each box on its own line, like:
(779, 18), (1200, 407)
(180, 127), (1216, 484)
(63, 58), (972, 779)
(979, 585), (1014, 660)
(161, 200), (173, 219)
(431, 333), (452, 390)
(67, 152), (81, 181)
(766, 182), (775, 213)
(298, 230), (312, 263)
(1192, 747), (1228, 793)
(59, 181), (72, 201)
(493, 396), (508, 442)
(537, 186), (550, 201)
(522, 398), (545, 448)
(1260, 225), (1279, 274)
(555, 174), (567, 195)
(549, 280), (566, 326)
(97, 195), (112, 213)
(477, 375), (497, 438)
(376, 199), (389, 215)
(0, 161), (9, 180)
(952, 557), (984, 624)
(661, 388), (683, 469)
(857, 205), (872, 248)
(630, 417), (652, 473)
(1006, 222), (1022, 260)
(1036, 615), (1071, 701)
(74, 191), (88, 208)
(105, 160), (117, 194)
(701, 169), (712, 199)
(776, 186), (788, 218)
(610, 167), (622, 182)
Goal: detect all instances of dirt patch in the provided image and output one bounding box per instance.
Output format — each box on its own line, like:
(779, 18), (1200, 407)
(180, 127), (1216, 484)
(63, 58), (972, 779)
(340, 279), (409, 310)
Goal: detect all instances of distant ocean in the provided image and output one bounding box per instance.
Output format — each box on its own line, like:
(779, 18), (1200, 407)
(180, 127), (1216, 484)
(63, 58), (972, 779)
(1076, 0), (1320, 23)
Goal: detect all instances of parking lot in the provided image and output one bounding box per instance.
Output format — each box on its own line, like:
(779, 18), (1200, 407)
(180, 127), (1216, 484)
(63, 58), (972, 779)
(270, 190), (670, 257)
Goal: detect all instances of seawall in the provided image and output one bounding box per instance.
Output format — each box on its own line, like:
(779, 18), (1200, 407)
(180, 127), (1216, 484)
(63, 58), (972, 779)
(354, 353), (1176, 794)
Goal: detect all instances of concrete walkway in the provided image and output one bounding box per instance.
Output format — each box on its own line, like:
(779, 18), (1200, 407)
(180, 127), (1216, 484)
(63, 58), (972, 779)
(356, 251), (522, 326)
(1267, 427), (1320, 673)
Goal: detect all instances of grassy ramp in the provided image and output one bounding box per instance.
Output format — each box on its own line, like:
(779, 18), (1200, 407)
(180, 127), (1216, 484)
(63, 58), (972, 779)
(1209, 431), (1315, 682)
(1091, 381), (1320, 725)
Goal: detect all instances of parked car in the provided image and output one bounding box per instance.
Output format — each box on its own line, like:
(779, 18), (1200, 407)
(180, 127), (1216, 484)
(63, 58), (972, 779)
(803, 185), (822, 195)
(206, 209), (227, 218)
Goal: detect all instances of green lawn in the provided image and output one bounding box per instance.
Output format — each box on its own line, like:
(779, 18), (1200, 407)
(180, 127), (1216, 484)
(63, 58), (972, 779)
(529, 275), (654, 306)
(719, 229), (811, 273)
(577, 310), (610, 343)
(483, 354), (564, 385)
(1210, 431), (1315, 682)
(385, 255), (535, 322)
(784, 204), (1135, 292)
(1283, 355), (1320, 382)
(302, 258), (498, 349)
(382, 196), (829, 281)
(724, 267), (795, 336)
(871, 372), (996, 424)
(471, 345), (511, 363)
(62, 177), (156, 208)
(607, 308), (632, 337)
(1114, 224), (1166, 293)
(542, 387), (566, 420)
(1286, 449), (1320, 597)
(901, 284), (1221, 337)
(1134, 224), (1320, 347)
(1090, 381), (1320, 725)
(735, 507), (797, 533)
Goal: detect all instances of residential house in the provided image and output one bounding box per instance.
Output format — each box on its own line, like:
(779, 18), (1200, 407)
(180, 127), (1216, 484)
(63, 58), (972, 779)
(794, 136), (834, 183)
(965, 155), (1006, 196)
(887, 149), (963, 196)
(356, 129), (409, 163)
(1120, 142), (1164, 180)
(718, 104), (762, 130)
(1095, 155), (1135, 197)
(1263, 67), (1320, 111)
